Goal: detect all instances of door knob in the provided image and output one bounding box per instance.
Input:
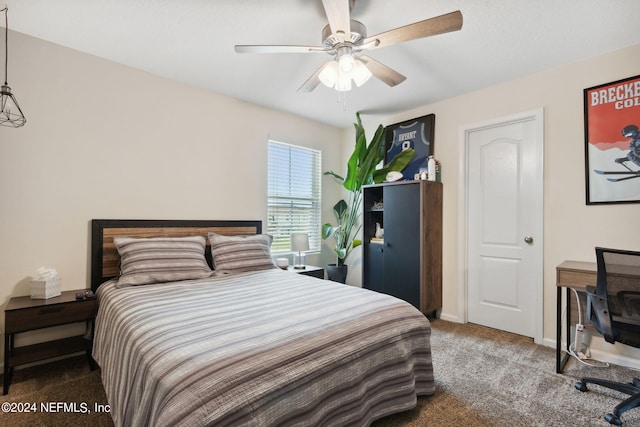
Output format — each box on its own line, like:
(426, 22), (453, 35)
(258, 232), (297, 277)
(524, 235), (533, 244)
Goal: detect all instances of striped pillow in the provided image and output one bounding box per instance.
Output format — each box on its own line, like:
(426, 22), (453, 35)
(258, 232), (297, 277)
(208, 233), (277, 275)
(114, 236), (215, 287)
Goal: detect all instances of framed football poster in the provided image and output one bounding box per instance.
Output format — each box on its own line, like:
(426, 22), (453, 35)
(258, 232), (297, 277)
(584, 74), (640, 204)
(384, 114), (435, 180)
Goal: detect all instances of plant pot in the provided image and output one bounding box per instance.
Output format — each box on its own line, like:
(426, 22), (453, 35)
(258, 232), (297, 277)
(326, 264), (348, 284)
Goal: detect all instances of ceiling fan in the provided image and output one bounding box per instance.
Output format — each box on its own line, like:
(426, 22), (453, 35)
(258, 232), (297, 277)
(234, 0), (463, 93)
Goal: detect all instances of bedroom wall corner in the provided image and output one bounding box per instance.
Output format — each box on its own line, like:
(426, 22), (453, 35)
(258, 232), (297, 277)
(350, 43), (640, 365)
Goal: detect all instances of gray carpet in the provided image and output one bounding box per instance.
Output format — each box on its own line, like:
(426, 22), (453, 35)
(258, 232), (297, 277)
(375, 320), (640, 426)
(1, 319), (639, 426)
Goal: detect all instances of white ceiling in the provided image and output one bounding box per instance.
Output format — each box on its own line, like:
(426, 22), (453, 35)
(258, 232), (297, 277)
(7, 0), (640, 128)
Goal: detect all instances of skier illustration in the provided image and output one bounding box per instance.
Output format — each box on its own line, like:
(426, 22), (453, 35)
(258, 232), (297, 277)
(595, 124), (640, 182)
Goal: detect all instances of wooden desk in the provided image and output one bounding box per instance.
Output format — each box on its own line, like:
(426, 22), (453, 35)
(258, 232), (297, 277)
(556, 261), (596, 373)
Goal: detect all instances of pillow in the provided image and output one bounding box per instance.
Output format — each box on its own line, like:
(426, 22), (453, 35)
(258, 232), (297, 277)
(113, 235), (215, 287)
(208, 232), (277, 275)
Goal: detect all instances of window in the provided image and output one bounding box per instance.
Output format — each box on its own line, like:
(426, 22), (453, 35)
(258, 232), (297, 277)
(267, 140), (321, 253)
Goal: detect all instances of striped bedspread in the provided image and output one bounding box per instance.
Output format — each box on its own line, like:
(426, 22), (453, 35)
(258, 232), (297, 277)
(93, 269), (434, 427)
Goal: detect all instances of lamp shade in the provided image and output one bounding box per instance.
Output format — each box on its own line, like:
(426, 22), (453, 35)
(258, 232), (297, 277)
(0, 85), (26, 127)
(352, 60), (372, 87)
(291, 233), (310, 252)
(319, 60), (338, 88)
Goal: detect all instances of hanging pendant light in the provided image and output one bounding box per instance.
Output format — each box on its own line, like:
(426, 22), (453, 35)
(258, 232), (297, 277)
(0, 6), (25, 128)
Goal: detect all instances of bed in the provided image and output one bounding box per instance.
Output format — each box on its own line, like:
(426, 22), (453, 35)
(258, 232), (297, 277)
(90, 219), (435, 427)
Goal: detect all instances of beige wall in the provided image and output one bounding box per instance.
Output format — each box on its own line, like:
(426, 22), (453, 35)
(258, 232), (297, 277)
(353, 43), (640, 366)
(2, 29), (639, 367)
(0, 31), (343, 347)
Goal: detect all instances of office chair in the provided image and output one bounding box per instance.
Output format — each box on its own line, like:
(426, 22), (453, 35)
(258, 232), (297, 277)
(574, 247), (640, 425)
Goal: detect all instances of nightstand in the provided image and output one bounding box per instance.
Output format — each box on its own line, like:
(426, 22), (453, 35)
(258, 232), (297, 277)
(3, 289), (97, 395)
(287, 265), (325, 279)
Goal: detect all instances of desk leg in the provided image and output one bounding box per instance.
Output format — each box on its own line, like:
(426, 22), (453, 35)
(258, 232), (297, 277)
(565, 287), (572, 364)
(556, 286), (572, 373)
(556, 286), (562, 373)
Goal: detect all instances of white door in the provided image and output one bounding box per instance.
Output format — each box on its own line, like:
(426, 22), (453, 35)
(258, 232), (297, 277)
(463, 110), (543, 339)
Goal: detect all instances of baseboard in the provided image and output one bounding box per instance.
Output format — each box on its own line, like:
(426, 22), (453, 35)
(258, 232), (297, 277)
(437, 312), (459, 323)
(436, 319), (640, 371)
(542, 337), (640, 370)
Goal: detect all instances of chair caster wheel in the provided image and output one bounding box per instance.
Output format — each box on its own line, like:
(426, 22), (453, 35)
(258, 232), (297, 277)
(604, 413), (622, 425)
(575, 381), (588, 392)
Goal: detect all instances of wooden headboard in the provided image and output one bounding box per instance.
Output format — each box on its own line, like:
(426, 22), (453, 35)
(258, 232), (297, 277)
(90, 219), (262, 292)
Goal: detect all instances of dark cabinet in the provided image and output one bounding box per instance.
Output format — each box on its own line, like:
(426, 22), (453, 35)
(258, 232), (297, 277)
(362, 181), (442, 316)
(365, 243), (385, 292)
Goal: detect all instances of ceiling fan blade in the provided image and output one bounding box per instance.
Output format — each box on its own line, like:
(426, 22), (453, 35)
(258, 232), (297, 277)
(322, 0), (351, 40)
(298, 62), (331, 93)
(359, 55), (406, 87)
(235, 45), (327, 54)
(363, 10), (462, 49)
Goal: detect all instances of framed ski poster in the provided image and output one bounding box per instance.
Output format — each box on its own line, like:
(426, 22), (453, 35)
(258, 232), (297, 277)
(584, 74), (640, 205)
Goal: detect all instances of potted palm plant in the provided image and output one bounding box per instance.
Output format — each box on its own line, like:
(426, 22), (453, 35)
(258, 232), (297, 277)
(322, 113), (414, 283)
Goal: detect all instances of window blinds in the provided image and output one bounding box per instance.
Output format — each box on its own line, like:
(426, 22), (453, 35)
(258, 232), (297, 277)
(267, 141), (322, 253)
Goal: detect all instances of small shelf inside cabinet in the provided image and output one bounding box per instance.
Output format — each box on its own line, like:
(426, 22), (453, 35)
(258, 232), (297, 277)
(368, 199), (384, 212)
(370, 238), (384, 245)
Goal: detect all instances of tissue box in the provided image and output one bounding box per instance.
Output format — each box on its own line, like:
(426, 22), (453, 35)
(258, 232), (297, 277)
(31, 277), (62, 299)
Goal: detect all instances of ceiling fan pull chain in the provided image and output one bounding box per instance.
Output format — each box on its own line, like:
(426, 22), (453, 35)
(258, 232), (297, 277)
(336, 90), (347, 110)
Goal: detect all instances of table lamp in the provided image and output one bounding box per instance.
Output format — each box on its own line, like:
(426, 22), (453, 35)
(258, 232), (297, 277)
(291, 233), (309, 269)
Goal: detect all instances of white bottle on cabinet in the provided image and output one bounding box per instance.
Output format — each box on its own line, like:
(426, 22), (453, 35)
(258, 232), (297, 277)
(427, 155), (436, 181)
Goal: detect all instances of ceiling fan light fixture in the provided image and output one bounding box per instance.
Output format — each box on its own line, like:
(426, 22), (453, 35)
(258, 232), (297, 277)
(352, 59), (372, 87)
(319, 55), (370, 92)
(319, 60), (339, 88)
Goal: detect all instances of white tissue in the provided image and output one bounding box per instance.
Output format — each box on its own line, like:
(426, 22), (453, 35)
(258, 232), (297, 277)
(36, 266), (58, 280)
